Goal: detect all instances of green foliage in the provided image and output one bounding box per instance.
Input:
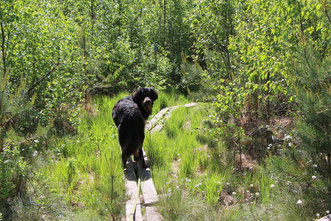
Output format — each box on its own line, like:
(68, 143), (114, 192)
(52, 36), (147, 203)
(189, 0), (235, 79)
(291, 44), (330, 174)
(35, 95), (127, 219)
(0, 74), (36, 204)
(0, 0), (330, 219)
(151, 103), (330, 219)
(192, 0), (331, 160)
(0, 139), (28, 200)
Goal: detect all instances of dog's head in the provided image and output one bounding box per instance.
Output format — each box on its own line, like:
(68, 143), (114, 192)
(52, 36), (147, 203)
(133, 87), (158, 115)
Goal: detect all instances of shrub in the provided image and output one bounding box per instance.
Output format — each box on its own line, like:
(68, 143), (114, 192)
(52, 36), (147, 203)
(291, 45), (331, 175)
(0, 142), (28, 199)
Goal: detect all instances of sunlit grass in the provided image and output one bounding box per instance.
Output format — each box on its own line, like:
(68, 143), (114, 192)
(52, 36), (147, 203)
(31, 90), (193, 219)
(144, 102), (329, 220)
(36, 94), (126, 219)
(30, 91), (330, 220)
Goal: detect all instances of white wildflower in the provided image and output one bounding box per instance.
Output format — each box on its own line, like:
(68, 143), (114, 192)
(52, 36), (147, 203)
(185, 178), (191, 182)
(296, 200), (303, 205)
(284, 135), (291, 140)
(312, 175), (317, 180)
(270, 184), (275, 188)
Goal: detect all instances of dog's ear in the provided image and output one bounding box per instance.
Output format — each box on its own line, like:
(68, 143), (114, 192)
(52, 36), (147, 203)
(148, 88), (158, 101)
(133, 88), (143, 103)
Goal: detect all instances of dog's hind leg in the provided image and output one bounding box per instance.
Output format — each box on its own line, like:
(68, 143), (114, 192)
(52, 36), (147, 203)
(139, 148), (148, 168)
(121, 147), (131, 169)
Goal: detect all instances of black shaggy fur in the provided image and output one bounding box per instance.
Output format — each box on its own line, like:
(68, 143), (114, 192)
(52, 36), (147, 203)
(112, 88), (158, 168)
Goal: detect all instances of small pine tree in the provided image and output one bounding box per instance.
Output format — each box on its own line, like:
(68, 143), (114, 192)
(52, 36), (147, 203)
(0, 74), (35, 150)
(291, 45), (330, 174)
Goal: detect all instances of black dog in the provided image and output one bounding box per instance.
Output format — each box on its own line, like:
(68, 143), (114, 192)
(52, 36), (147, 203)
(112, 88), (158, 168)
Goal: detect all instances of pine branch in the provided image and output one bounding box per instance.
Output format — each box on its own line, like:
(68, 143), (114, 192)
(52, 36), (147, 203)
(27, 62), (60, 94)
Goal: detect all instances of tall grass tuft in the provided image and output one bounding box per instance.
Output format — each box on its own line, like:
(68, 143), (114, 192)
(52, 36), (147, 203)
(36, 94), (127, 219)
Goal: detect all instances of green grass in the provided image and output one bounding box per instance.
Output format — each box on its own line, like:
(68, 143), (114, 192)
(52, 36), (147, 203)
(144, 102), (330, 220)
(12, 91), (330, 220)
(36, 94), (126, 220)
(17, 90), (191, 220)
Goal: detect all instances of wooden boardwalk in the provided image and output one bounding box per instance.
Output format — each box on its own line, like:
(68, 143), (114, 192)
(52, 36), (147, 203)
(124, 156), (161, 221)
(146, 103), (197, 132)
(124, 103), (198, 220)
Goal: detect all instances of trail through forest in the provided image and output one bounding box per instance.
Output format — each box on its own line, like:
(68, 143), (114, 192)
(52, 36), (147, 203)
(1, 0), (329, 219)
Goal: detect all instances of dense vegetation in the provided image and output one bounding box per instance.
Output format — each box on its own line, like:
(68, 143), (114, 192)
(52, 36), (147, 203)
(1, 0), (330, 220)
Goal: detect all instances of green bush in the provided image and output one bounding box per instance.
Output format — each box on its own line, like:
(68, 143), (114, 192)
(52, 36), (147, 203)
(0, 143), (28, 199)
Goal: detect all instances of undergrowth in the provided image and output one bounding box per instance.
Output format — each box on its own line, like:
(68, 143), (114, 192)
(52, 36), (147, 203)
(145, 104), (331, 220)
(5, 91), (190, 220)
(3, 91), (330, 220)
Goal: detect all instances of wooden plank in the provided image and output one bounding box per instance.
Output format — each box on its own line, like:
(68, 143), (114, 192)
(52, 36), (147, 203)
(184, 102), (197, 108)
(125, 180), (143, 221)
(146, 103), (198, 133)
(146, 106), (179, 132)
(317, 215), (331, 221)
(145, 206), (162, 221)
(141, 168), (159, 206)
(141, 150), (162, 220)
(134, 202), (143, 221)
(124, 159), (143, 221)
